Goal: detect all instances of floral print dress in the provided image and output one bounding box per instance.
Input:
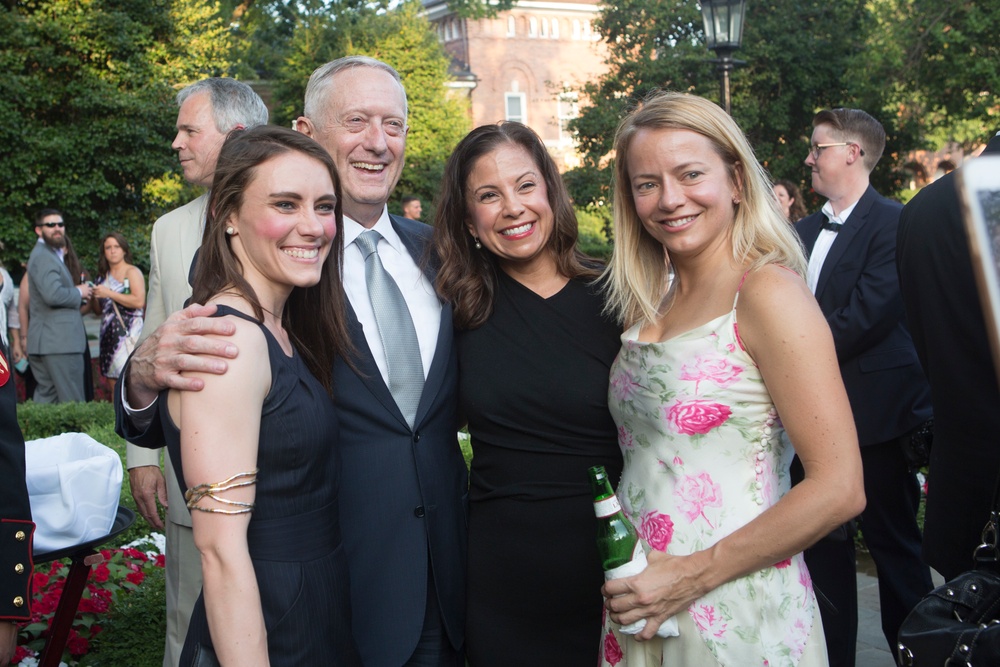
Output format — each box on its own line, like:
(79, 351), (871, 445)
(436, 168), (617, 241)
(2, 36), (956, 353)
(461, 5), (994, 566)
(600, 278), (823, 667)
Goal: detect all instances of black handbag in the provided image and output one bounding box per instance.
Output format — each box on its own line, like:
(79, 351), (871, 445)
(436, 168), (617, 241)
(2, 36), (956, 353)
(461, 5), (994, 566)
(897, 482), (1000, 665)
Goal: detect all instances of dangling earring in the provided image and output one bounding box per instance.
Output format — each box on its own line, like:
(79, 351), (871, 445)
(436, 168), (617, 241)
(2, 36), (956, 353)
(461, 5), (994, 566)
(474, 236), (482, 249)
(226, 226), (235, 236)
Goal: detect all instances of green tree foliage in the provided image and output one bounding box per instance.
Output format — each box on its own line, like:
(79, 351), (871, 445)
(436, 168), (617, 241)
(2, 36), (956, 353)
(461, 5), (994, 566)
(269, 0), (470, 216)
(0, 0), (234, 274)
(566, 0), (998, 206)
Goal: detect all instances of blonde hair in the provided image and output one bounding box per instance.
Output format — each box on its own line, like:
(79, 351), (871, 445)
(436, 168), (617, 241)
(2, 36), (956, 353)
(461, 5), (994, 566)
(604, 91), (807, 327)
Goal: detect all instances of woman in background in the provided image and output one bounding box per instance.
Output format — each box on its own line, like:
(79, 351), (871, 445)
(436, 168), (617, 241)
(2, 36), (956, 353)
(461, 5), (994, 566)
(774, 179), (807, 223)
(433, 121), (622, 665)
(598, 92), (864, 666)
(90, 232), (145, 395)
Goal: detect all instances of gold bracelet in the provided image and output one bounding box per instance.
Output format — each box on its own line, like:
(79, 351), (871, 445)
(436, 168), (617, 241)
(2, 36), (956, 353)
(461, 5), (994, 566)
(185, 469), (259, 514)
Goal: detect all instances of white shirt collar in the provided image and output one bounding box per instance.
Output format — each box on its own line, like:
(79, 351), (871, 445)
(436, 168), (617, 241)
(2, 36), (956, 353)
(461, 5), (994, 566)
(343, 206), (405, 255)
(821, 198), (859, 226)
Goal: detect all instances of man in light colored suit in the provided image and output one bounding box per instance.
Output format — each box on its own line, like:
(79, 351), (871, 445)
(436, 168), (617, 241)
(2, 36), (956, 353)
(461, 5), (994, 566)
(26, 209), (92, 403)
(124, 77), (267, 667)
(117, 57), (467, 666)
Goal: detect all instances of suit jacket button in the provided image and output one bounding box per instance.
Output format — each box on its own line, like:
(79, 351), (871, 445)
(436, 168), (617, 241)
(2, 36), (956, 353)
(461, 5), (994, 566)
(14, 531), (25, 541)
(14, 563), (24, 574)
(414, 506), (425, 518)
(13, 596), (24, 607)
(413, 432), (421, 442)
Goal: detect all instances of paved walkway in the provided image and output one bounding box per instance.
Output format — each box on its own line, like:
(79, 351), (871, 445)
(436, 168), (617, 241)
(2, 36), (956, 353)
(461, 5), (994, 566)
(855, 552), (943, 667)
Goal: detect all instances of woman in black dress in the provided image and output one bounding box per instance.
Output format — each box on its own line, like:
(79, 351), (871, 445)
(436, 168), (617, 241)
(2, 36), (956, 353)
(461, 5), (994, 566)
(161, 126), (360, 666)
(433, 122), (623, 665)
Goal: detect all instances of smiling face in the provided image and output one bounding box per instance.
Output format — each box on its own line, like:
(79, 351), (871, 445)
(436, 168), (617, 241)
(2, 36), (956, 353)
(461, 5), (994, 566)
(464, 143), (556, 273)
(228, 151), (338, 301)
(626, 127), (740, 260)
(172, 91), (228, 187)
(302, 67), (407, 227)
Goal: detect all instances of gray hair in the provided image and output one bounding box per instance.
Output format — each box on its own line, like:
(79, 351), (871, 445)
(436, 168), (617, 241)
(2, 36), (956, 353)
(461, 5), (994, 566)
(303, 56), (408, 122)
(176, 78), (269, 133)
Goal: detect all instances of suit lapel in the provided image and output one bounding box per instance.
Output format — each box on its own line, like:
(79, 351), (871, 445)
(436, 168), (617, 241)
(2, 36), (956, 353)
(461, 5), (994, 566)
(815, 186), (876, 300)
(344, 298), (409, 427)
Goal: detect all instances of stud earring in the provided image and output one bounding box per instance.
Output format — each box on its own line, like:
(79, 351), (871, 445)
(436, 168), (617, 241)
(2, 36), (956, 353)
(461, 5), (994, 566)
(474, 236), (482, 249)
(226, 226), (235, 236)
(732, 196), (741, 205)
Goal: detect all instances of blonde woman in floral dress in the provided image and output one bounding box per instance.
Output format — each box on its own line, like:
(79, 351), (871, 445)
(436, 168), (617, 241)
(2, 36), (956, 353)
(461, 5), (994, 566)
(598, 92), (865, 667)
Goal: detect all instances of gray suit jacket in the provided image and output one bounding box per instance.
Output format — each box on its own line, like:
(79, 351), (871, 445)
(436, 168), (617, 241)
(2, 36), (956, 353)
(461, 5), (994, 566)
(26, 241), (85, 355)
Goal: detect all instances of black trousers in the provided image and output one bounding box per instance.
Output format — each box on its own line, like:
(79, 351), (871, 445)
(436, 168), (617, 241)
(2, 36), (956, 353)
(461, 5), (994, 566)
(795, 438), (933, 666)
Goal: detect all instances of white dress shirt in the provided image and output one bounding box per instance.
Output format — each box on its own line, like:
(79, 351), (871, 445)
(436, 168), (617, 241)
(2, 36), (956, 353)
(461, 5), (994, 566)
(342, 208), (441, 384)
(806, 199), (859, 294)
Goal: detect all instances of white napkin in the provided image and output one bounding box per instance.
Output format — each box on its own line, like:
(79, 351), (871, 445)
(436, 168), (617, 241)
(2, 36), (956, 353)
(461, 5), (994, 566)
(605, 548), (680, 638)
(25, 433), (123, 554)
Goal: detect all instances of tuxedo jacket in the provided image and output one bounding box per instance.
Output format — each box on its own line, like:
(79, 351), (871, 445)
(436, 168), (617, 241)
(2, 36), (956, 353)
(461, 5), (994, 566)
(0, 350), (33, 621)
(26, 242), (86, 356)
(897, 134), (1000, 577)
(116, 213), (468, 666)
(126, 193), (207, 528)
(796, 185), (932, 446)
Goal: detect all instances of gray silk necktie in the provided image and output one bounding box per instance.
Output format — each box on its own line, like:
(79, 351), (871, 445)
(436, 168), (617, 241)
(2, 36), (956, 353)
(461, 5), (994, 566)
(355, 229), (424, 428)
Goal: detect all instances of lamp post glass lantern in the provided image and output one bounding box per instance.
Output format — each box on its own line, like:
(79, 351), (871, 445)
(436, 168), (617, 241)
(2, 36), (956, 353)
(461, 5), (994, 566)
(700, 0), (748, 115)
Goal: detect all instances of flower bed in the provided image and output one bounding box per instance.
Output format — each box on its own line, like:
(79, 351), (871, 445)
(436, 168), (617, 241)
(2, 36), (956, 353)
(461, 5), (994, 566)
(14, 534), (165, 667)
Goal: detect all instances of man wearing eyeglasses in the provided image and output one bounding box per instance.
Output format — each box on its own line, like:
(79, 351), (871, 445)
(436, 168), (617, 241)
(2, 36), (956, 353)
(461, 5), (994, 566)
(25, 209), (92, 403)
(794, 108), (934, 666)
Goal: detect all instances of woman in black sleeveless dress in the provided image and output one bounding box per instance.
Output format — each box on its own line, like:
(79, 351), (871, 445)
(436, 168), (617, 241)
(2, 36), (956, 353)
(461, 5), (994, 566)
(433, 122), (623, 665)
(160, 126), (359, 666)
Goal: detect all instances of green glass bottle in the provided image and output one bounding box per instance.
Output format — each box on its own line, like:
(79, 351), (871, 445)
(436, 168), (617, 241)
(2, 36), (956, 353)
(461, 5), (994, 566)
(123, 278), (131, 295)
(589, 465), (642, 570)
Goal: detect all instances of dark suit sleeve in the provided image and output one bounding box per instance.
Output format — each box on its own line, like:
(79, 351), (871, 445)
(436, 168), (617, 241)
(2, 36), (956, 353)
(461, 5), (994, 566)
(0, 358), (34, 622)
(113, 360), (167, 449)
(825, 206), (906, 362)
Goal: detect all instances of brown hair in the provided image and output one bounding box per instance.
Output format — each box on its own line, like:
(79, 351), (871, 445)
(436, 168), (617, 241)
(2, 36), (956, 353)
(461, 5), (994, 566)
(433, 121), (600, 329)
(812, 108), (886, 172)
(97, 232), (134, 278)
(191, 125), (352, 393)
(775, 179), (808, 222)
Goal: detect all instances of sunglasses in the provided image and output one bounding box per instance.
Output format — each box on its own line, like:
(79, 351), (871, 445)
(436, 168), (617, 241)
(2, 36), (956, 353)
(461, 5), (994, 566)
(41, 222), (65, 228)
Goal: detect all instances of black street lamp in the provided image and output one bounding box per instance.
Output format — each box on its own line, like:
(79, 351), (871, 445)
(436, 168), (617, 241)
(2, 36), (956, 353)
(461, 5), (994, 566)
(700, 0), (748, 115)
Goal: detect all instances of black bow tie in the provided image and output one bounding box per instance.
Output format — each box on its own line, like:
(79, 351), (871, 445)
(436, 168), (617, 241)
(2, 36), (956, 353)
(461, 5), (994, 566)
(821, 220), (843, 232)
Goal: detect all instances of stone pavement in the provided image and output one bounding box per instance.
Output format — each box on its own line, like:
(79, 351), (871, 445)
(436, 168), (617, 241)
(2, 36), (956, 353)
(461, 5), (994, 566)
(855, 552), (944, 667)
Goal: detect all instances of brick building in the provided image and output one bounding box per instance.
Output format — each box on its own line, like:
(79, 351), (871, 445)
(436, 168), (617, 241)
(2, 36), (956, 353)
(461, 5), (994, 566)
(423, 0), (608, 170)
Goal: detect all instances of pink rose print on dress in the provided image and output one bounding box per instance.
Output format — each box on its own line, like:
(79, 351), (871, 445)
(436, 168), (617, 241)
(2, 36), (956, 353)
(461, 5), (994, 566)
(618, 425), (634, 450)
(603, 631), (623, 665)
(675, 471), (723, 528)
(639, 511), (675, 551)
(678, 356), (744, 393)
(666, 399), (732, 435)
(690, 603), (728, 638)
(610, 368), (640, 402)
(774, 558), (792, 569)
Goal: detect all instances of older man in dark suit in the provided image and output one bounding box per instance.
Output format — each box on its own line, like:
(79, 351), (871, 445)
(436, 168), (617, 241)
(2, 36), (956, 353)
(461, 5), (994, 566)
(117, 57), (467, 666)
(26, 209), (92, 403)
(897, 131), (1000, 581)
(794, 108), (934, 666)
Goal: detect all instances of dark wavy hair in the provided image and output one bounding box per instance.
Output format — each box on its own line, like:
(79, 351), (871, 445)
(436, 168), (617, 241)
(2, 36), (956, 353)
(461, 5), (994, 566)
(433, 121), (600, 329)
(191, 125), (352, 393)
(775, 180), (808, 223)
(97, 232), (134, 278)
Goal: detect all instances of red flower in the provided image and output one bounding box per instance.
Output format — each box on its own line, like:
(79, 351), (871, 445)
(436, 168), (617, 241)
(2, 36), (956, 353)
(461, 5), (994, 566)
(666, 399), (732, 436)
(155, 554), (166, 568)
(603, 631), (623, 666)
(91, 563), (110, 583)
(66, 629), (90, 656)
(126, 570), (145, 586)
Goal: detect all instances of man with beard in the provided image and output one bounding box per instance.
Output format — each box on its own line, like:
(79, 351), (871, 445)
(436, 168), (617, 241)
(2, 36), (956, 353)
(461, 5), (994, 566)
(26, 209), (92, 403)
